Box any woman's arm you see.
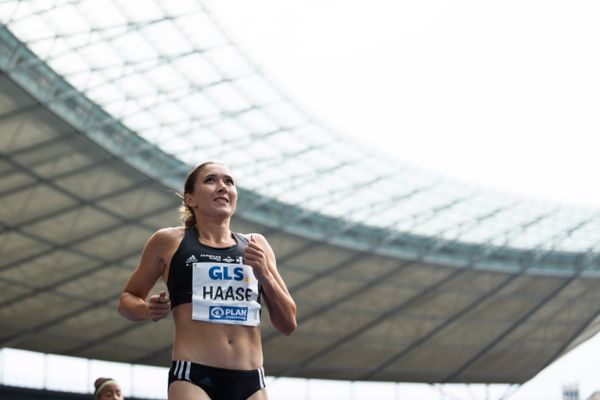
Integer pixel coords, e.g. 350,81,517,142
244,234,297,335
118,228,176,322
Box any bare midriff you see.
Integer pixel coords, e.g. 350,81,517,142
171,304,263,370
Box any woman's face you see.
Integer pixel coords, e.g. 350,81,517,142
186,163,238,219
99,383,123,400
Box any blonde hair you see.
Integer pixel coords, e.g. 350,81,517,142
179,161,218,228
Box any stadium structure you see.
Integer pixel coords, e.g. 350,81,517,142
1,1,600,397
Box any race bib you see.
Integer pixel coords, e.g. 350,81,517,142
191,262,261,326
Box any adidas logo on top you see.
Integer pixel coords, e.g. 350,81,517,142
185,254,198,264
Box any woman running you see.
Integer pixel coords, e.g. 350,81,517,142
118,161,297,400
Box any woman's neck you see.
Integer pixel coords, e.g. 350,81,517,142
194,219,234,246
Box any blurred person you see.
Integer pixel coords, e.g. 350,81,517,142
118,161,297,400
93,377,123,400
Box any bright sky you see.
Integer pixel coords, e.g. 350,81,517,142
206,0,600,209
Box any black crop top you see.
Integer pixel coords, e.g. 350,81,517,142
167,228,259,309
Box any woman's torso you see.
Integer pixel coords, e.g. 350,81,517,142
161,227,263,370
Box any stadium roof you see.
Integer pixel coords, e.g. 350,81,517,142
2,0,600,254
1,0,600,384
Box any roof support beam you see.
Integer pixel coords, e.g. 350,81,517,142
362,219,600,380
442,252,600,382
360,269,524,380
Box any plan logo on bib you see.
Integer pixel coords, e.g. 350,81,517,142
209,305,248,322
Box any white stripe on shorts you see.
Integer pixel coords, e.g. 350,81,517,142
178,361,189,380
258,367,266,389
184,361,191,381
177,361,183,379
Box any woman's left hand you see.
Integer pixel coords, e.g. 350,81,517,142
243,235,271,282
243,233,297,335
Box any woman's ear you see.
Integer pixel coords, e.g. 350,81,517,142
184,192,194,208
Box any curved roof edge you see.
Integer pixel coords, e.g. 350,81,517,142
2,26,598,278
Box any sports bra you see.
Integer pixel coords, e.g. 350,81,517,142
167,228,262,326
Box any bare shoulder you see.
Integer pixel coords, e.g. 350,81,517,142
149,226,186,247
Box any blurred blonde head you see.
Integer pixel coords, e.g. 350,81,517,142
93,377,123,400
